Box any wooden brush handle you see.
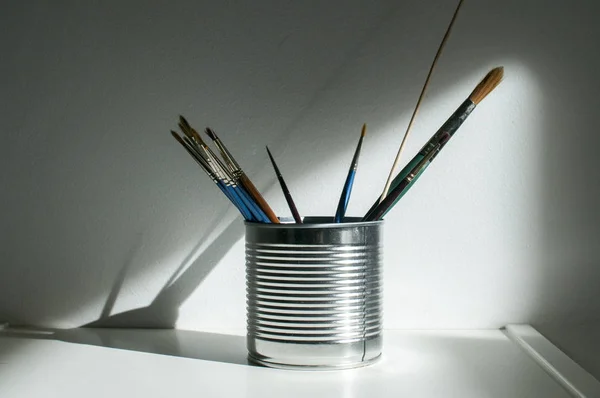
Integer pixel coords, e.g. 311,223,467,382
240,174,280,223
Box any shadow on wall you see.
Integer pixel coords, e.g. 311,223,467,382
1,0,600,330
86,218,244,328
0,0,404,328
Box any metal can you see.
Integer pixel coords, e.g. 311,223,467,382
245,217,383,370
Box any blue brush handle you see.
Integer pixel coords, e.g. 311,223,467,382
236,185,270,223
226,185,254,221
216,181,252,221
334,170,356,223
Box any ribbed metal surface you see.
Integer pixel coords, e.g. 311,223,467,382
245,217,383,369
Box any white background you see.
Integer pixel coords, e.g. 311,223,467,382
1,0,599,331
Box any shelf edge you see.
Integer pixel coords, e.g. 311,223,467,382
504,324,600,398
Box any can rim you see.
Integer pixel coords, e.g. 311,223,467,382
245,216,383,229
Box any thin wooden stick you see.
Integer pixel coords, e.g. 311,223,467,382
378,0,464,203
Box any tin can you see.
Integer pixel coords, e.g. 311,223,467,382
245,217,383,370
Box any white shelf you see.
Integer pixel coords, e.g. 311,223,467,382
0,325,598,398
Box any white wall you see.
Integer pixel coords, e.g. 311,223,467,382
1,0,599,331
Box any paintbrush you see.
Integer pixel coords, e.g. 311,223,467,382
173,131,255,221
201,143,265,222
214,160,270,223
378,0,465,204
177,120,268,222
266,146,302,223
334,124,367,223
363,144,440,221
178,119,269,222
177,120,257,221
170,130,253,220
204,126,280,223
363,66,504,220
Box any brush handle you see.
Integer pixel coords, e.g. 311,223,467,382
334,170,356,223
364,143,440,221
194,159,253,221
364,178,411,221
216,181,252,220
234,185,269,222
265,147,302,223
334,132,364,223
270,165,302,224
364,99,475,219
364,159,433,221
240,174,280,223
207,131,279,223
363,155,423,219
172,133,253,220
280,178,302,224
201,145,267,222
225,184,255,221
242,186,271,223
379,163,430,219
202,148,256,221
419,99,475,161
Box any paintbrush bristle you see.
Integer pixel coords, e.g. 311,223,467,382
171,130,185,144
178,122,193,138
179,115,192,130
469,67,504,105
190,128,205,146
178,120,206,147
361,123,367,138
205,127,217,141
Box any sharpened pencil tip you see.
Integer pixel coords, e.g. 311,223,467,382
361,124,367,137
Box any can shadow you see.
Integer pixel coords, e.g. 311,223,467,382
0,327,250,366
83,217,245,329
36,216,254,366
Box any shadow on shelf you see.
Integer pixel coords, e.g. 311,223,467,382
0,327,250,366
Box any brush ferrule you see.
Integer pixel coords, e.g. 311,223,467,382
418,141,439,159
231,169,244,181
350,138,364,170
214,139,242,173
403,146,435,184
201,144,237,185
180,137,216,177
194,157,218,181
178,139,225,185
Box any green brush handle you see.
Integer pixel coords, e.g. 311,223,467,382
380,162,430,219
362,155,423,219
